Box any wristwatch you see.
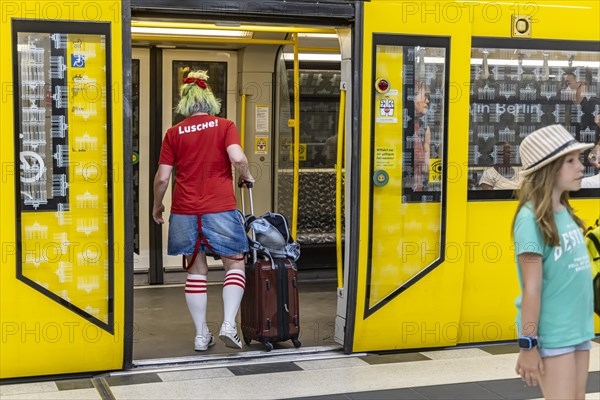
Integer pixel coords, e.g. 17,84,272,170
518,336,538,350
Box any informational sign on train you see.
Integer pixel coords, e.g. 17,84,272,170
255,135,268,154
288,143,306,161
429,158,442,182
376,91,399,123
375,146,396,168
255,104,269,133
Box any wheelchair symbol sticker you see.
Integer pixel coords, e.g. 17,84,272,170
71,54,85,68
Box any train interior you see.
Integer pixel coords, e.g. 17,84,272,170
129,17,349,362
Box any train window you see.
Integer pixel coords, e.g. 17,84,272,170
401,47,447,203
12,20,114,330
367,35,450,314
467,39,600,200
282,65,341,168
274,58,342,245
15,32,60,210
171,61,227,125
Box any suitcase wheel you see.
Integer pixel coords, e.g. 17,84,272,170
243,336,251,345
292,338,301,348
262,341,273,352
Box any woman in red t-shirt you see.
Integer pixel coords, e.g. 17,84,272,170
152,70,254,351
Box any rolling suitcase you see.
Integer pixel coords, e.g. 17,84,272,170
238,183,301,351
241,257,301,351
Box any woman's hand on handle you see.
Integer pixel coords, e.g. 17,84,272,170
238,175,255,188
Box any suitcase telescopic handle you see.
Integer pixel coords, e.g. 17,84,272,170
238,180,253,189
238,181,256,263
238,180,254,216
247,187,254,216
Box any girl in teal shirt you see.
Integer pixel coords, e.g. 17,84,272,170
512,124,595,399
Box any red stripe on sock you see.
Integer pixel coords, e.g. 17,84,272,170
225,272,245,280
186,279,207,283
225,274,245,282
224,277,246,286
185,290,207,294
224,279,245,287
224,281,245,289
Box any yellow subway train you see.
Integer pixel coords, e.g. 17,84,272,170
0,0,598,379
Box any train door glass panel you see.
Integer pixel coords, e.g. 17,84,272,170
368,36,448,312
161,50,237,268
13,22,114,330
287,66,341,168
467,40,600,199
274,57,293,218
132,48,150,272
274,58,342,245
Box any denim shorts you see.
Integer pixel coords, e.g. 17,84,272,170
538,340,592,358
168,210,249,257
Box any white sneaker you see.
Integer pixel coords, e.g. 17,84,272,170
194,334,215,351
219,323,242,349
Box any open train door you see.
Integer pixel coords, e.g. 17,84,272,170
340,0,473,352
0,0,132,378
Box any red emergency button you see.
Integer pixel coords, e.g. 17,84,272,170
375,78,390,93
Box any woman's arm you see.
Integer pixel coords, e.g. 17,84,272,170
424,125,431,154
227,144,255,183
519,252,542,337
515,252,544,387
479,168,496,190
152,164,173,224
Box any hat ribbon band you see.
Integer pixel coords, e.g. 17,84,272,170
524,139,578,171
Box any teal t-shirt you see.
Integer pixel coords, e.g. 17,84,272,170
514,204,594,349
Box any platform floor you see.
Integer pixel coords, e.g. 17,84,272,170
1,281,599,399
1,341,599,399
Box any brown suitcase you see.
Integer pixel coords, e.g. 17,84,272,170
240,257,301,351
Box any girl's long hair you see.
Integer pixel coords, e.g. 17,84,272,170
512,154,586,247
176,70,221,117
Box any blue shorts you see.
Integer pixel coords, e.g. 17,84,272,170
168,210,249,257
538,340,592,358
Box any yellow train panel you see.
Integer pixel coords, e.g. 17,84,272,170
0,0,126,378
354,0,473,351
461,201,600,345
355,0,600,352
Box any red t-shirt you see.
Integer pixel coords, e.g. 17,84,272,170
159,114,240,215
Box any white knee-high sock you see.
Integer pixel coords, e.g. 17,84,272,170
222,270,245,327
185,274,208,337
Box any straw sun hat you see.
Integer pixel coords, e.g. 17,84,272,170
519,124,594,177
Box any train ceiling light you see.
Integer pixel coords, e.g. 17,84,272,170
283,53,341,62
470,58,600,68
131,26,252,38
131,20,336,35
298,33,338,39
